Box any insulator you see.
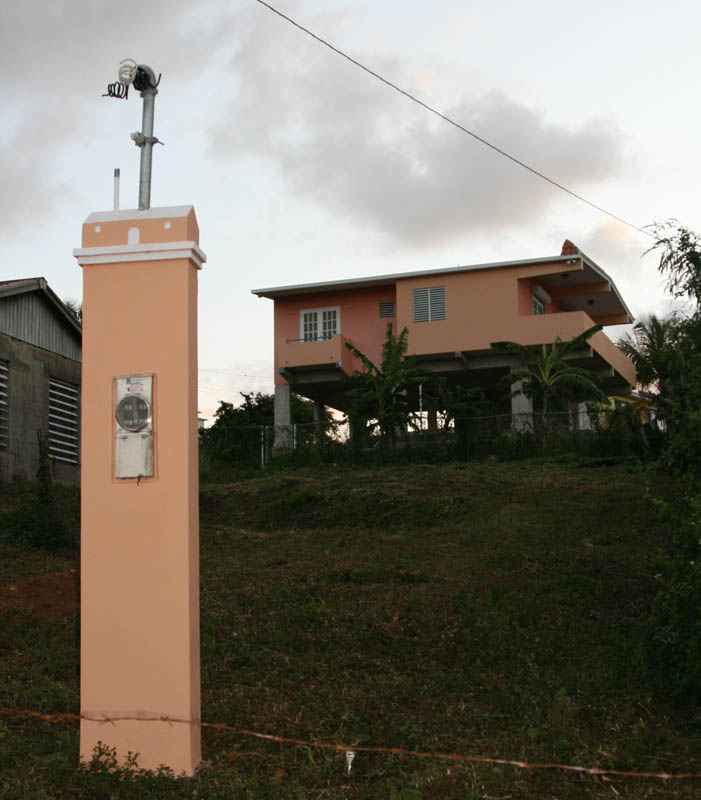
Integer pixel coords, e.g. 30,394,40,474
118,58,137,85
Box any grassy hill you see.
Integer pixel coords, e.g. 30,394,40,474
1,460,699,798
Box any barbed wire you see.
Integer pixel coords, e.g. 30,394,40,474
1,707,699,782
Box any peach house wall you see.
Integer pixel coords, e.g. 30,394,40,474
396,261,588,355
274,285,396,385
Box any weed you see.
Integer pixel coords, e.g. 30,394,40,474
1,462,700,798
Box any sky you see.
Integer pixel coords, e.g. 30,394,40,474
2,0,699,420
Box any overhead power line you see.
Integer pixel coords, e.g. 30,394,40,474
256,0,653,240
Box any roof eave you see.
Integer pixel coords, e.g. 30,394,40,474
0,278,82,338
579,252,634,324
252,253,581,299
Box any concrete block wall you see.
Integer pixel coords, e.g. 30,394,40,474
0,335,81,484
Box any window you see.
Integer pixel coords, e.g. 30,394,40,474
532,294,546,316
48,379,79,465
300,307,340,341
412,287,445,322
379,300,395,318
0,361,7,449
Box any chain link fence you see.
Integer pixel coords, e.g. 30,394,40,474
199,408,661,478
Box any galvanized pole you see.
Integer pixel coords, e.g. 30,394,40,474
138,86,157,210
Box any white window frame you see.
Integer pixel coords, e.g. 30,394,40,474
532,294,546,316
300,306,341,341
412,287,446,323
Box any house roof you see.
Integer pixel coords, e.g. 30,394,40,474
252,241,633,324
0,277,82,338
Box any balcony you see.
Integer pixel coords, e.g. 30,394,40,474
278,333,355,377
516,311,635,388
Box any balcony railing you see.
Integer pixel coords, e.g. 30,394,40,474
278,333,355,376
519,311,635,386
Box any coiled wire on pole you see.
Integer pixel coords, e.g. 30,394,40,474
102,82,129,99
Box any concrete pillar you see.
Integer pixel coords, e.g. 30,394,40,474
274,383,292,450
510,374,533,434
578,401,595,431
74,206,203,774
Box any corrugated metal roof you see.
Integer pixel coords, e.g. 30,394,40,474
0,278,81,361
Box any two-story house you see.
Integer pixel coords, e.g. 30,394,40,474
252,240,636,431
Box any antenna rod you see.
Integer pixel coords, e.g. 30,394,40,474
113,168,120,211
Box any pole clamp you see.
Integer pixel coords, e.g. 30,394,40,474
130,132,163,147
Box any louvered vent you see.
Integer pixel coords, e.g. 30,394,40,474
379,300,395,318
412,287,445,322
48,379,79,465
0,361,8,449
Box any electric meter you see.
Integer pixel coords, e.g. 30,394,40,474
114,375,154,479
116,394,151,432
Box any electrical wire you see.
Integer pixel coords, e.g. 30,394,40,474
199,369,271,379
255,0,654,239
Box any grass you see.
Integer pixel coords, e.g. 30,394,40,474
0,459,700,798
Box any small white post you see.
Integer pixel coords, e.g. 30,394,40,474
113,168,120,211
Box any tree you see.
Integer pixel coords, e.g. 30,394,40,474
63,298,82,323
201,392,327,465
344,323,427,449
617,313,685,405
491,325,607,422
642,221,701,700
642,221,701,470
649,220,701,305
430,381,490,432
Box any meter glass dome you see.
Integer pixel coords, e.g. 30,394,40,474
116,395,151,432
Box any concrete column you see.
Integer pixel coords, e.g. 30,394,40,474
74,206,203,775
274,383,292,450
510,374,533,434
578,401,595,431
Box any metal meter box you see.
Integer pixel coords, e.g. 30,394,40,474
114,375,154,479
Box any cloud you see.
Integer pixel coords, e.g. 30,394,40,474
0,0,233,231
0,0,629,246
578,220,647,272
575,220,676,321
210,7,627,246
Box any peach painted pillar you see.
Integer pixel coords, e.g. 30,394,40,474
74,206,205,774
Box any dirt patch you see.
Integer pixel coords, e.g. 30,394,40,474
0,571,78,621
